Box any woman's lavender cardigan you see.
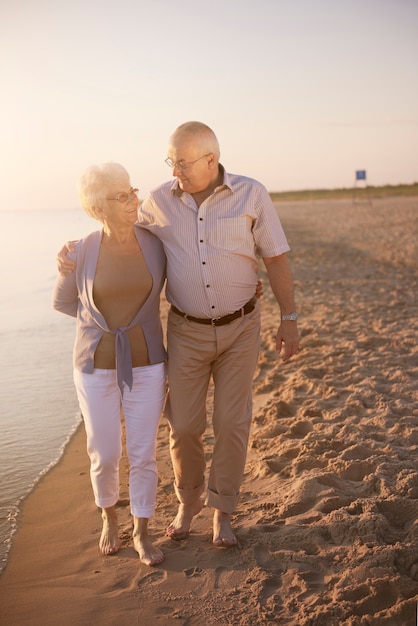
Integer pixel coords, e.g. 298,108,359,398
52,224,167,395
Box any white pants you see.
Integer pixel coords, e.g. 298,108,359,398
73,362,166,519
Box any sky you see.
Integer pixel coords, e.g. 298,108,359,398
1,0,417,211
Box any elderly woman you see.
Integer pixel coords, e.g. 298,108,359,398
52,163,166,566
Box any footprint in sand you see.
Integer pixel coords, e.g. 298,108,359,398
375,498,418,537
136,569,167,589
289,419,314,438
253,542,284,572
338,460,375,482
183,566,203,578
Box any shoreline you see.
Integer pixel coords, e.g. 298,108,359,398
0,412,82,577
1,197,418,626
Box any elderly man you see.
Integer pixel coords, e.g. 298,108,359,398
138,122,299,546
57,121,299,547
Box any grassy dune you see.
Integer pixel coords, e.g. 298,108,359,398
270,182,418,202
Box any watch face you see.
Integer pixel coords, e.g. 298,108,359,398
283,312,297,321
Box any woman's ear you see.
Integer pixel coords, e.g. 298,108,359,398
93,205,107,223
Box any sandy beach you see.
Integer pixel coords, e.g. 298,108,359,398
1,197,417,626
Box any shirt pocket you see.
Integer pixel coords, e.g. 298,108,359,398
213,216,253,252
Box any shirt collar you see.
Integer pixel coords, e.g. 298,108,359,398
171,164,232,197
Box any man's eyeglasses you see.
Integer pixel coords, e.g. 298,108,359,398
164,154,210,172
106,188,139,203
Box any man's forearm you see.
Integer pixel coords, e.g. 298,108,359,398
262,253,297,315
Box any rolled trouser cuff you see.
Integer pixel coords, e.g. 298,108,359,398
205,489,240,514
174,480,205,505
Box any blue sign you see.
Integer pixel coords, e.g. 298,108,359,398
356,170,366,180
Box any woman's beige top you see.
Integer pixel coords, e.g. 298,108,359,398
93,245,153,369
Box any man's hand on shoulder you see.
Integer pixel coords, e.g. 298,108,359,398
57,241,76,276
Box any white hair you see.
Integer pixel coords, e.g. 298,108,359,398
77,162,130,221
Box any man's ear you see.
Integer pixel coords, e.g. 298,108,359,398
207,153,216,168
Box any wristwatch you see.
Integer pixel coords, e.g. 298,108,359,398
281,312,298,321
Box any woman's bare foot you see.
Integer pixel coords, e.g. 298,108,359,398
166,500,203,540
212,510,237,547
99,507,122,555
133,517,164,566
133,535,164,566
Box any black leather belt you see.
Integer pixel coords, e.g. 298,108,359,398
171,297,257,327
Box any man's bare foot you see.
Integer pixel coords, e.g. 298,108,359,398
212,510,237,547
166,500,203,540
99,508,122,555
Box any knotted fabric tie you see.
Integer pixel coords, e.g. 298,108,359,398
114,327,133,396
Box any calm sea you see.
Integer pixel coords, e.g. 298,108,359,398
0,209,99,574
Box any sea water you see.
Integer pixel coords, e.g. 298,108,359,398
0,208,98,573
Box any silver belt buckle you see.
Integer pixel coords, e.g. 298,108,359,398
211,316,222,326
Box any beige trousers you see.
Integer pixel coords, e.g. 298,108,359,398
165,304,261,514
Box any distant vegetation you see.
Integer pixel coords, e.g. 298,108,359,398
270,182,418,202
